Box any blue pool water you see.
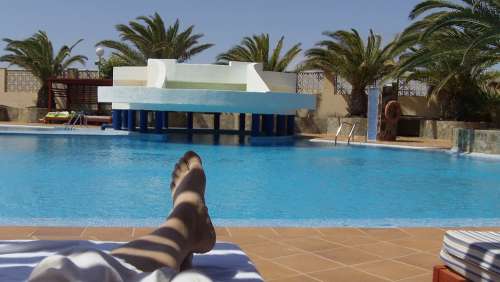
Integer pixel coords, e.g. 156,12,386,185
0,134,499,227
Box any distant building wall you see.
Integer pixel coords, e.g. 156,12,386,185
398,96,440,119
315,74,349,118
295,71,444,134
0,69,38,108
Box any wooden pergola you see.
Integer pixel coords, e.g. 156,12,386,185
47,78,112,113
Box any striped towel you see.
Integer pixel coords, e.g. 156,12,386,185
441,231,500,282
0,240,263,282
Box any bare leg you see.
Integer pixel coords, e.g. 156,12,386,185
111,151,216,272
170,151,204,270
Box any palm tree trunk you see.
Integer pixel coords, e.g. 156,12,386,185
348,87,368,117
36,84,50,109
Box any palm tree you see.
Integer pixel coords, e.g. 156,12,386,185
96,13,213,66
406,0,500,64
216,33,301,72
304,29,401,116
395,0,500,121
0,31,87,108
396,28,499,120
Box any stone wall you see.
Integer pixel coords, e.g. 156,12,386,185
453,128,500,155
420,120,492,140
0,106,47,122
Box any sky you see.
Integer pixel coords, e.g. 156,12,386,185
0,0,422,69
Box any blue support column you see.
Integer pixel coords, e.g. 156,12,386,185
112,110,122,130
238,113,246,144
251,114,260,137
213,113,220,134
122,110,129,129
154,111,164,133
139,110,148,133
127,110,136,131
262,114,274,136
187,112,194,136
367,86,380,142
213,113,220,144
286,115,295,135
276,115,286,136
163,111,169,129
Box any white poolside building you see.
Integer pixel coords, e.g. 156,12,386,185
98,59,316,141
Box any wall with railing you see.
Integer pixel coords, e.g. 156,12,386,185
1,67,439,121
0,69,38,108
296,71,439,119
0,68,99,108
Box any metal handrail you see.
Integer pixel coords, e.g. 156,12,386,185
334,122,357,146
347,123,357,145
64,112,85,130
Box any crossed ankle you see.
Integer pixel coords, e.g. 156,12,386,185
173,192,205,208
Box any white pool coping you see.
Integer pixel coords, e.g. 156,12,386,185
310,138,445,151
0,124,58,130
310,138,500,160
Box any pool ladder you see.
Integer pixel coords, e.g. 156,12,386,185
64,112,85,130
334,122,357,146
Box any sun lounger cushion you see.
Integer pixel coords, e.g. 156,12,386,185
441,231,500,282
45,111,75,118
0,240,263,282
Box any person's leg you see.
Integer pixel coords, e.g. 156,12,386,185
111,151,216,272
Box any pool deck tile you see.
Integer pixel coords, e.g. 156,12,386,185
2,226,500,281
271,227,322,238
359,228,412,240
81,227,134,241
32,227,85,237
394,253,443,271
268,274,320,282
315,227,367,237
272,253,342,273
399,228,447,240
388,238,443,253
398,273,434,282
279,237,344,252
241,241,303,259
309,267,391,282
356,242,418,259
353,260,428,281
314,246,383,265
250,258,301,280
227,227,278,237
0,226,37,239
321,234,381,246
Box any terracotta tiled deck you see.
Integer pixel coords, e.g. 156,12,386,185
2,226,499,281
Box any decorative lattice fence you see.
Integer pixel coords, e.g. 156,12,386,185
296,71,324,94
5,69,99,92
297,71,428,97
396,79,428,96
6,70,41,92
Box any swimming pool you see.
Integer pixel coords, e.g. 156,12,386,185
0,134,499,227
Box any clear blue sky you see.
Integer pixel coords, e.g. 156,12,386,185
0,0,422,69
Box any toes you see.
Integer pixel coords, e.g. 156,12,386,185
184,151,201,163
183,151,202,169
170,151,203,192
178,160,189,174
